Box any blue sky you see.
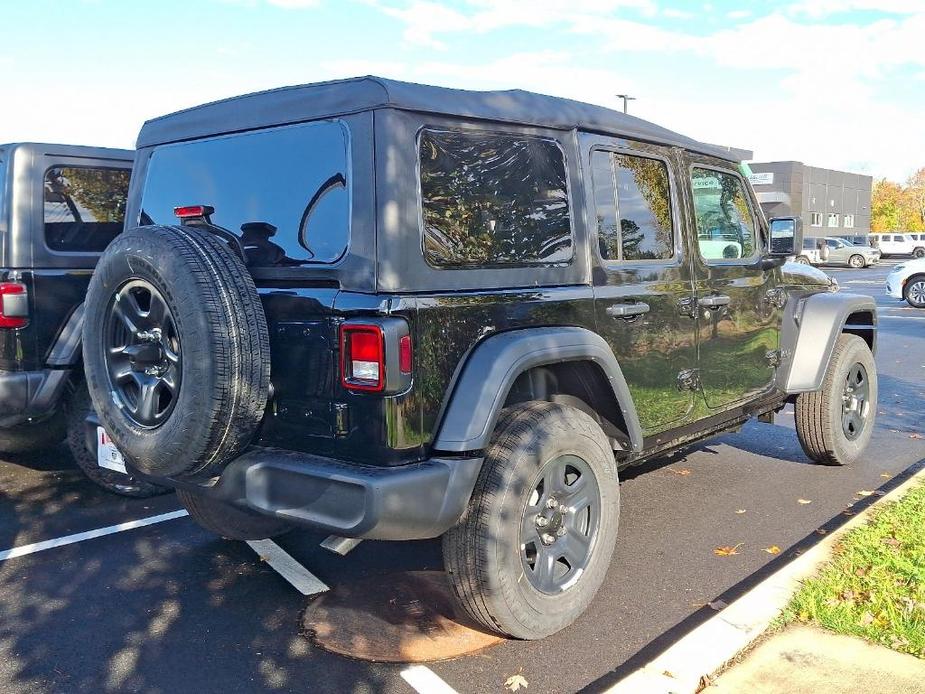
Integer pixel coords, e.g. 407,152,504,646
1,0,923,180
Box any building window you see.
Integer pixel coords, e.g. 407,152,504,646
844,214,855,229
827,213,840,228
810,212,823,227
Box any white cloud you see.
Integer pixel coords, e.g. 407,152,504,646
788,0,925,17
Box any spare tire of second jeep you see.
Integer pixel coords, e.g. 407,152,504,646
82,225,270,479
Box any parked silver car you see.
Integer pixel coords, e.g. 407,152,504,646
796,236,880,268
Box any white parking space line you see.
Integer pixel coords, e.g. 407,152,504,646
400,665,459,694
246,539,329,595
0,509,189,562
879,315,925,321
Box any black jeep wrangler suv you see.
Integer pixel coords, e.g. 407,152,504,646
81,77,877,639
0,142,164,497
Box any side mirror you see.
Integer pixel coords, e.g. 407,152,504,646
768,216,803,257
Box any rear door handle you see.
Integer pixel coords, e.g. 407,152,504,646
606,302,650,318
698,295,730,308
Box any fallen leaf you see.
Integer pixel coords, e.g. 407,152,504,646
910,433,923,439
505,675,528,692
708,600,728,611
815,529,828,535
735,509,747,514
882,537,901,548
763,545,781,555
662,671,676,679
859,612,875,626
857,490,875,497
881,473,892,479
714,544,743,557
798,499,812,505
855,567,868,577
668,468,692,476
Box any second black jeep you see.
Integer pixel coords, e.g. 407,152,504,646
0,142,165,497
82,78,877,638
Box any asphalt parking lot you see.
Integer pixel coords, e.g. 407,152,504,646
1,260,922,694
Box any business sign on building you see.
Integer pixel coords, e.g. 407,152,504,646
748,172,774,185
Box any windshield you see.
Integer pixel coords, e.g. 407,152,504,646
140,120,350,266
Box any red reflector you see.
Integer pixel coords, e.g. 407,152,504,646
399,334,412,374
0,282,28,329
173,205,214,219
341,324,385,392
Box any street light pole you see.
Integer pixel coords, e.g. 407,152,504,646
615,94,636,114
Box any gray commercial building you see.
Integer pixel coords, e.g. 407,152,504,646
747,161,872,237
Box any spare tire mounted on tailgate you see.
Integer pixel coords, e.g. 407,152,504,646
83,225,270,479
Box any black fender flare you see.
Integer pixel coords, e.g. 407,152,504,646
46,303,85,368
778,292,877,393
432,327,643,453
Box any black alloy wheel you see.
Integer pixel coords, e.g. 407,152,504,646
103,279,182,428
521,454,601,594
841,362,870,441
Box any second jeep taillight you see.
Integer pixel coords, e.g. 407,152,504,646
340,318,412,394
0,282,29,329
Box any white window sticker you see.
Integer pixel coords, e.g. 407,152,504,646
97,427,127,474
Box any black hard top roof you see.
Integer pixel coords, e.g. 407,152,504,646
136,76,740,162
0,142,133,161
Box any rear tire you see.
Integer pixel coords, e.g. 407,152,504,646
442,401,619,639
903,275,925,308
795,334,876,466
66,383,168,498
82,225,270,479
913,247,925,259
177,488,292,541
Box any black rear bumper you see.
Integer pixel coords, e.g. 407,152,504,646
172,447,483,541
0,368,69,427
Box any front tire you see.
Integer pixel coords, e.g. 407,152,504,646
904,275,925,308
795,255,811,265
848,254,865,269
913,247,925,259
177,488,292,541
442,401,619,639
795,334,876,466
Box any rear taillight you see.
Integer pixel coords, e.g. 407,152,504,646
340,318,412,394
0,282,28,329
341,324,385,392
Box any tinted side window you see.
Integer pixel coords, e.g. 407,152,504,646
419,129,572,268
44,167,130,252
141,120,349,266
591,151,673,261
691,168,756,261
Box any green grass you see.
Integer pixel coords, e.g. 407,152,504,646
779,482,925,658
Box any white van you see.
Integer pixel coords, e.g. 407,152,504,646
868,233,925,258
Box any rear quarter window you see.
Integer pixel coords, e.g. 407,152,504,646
44,166,130,253
419,128,572,268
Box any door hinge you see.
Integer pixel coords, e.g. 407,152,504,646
677,368,701,392
763,288,787,310
677,296,698,318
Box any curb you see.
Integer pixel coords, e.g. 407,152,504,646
604,465,925,694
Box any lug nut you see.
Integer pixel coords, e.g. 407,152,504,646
546,498,559,509
541,533,555,545
556,527,567,537
535,515,549,528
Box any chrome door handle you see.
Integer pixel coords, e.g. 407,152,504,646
698,295,730,308
606,302,650,318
